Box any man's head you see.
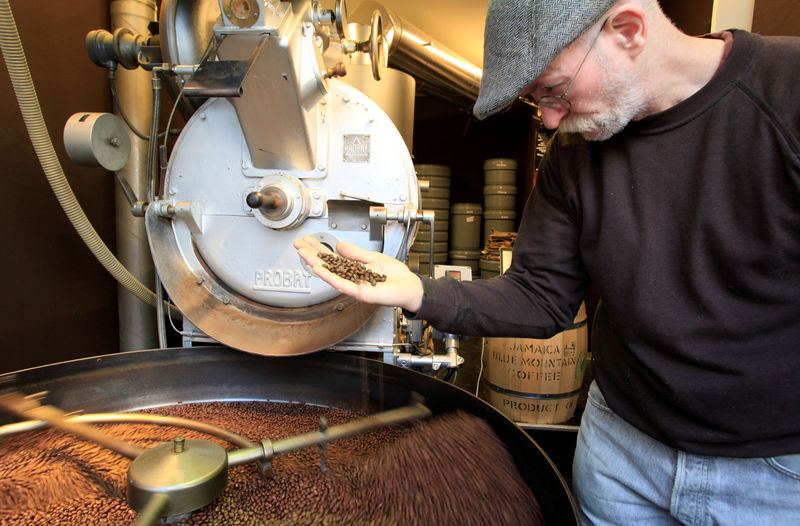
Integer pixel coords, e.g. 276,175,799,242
474,0,619,119
475,0,658,140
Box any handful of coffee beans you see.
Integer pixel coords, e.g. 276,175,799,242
318,252,387,286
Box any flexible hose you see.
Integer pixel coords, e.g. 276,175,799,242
0,0,173,315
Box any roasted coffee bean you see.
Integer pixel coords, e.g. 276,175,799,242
317,252,387,286
0,402,543,526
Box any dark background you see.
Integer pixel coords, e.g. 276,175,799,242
1,1,797,373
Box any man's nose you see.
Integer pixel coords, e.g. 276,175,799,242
540,106,570,130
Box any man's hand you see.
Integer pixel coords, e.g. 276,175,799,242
294,236,424,313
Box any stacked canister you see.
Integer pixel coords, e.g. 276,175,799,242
449,203,482,274
411,164,451,273
481,158,518,278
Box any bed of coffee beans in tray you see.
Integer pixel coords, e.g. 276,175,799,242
318,251,387,286
0,402,544,525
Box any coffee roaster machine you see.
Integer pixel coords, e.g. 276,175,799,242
0,0,579,524
76,0,463,364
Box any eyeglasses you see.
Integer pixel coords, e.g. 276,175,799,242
522,18,608,113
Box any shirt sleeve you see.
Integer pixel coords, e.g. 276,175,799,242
410,133,590,337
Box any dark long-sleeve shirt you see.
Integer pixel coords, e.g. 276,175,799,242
415,30,800,457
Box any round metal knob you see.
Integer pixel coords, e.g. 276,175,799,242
246,191,279,210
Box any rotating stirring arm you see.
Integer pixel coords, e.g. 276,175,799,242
0,390,145,459
226,401,432,467
0,387,432,526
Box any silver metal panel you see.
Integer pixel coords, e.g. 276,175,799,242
146,206,379,356
215,4,323,171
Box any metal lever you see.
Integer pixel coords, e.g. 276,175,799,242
227,402,432,468
0,390,144,459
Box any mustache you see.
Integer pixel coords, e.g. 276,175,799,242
558,114,618,141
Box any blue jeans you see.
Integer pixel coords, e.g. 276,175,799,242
573,381,800,525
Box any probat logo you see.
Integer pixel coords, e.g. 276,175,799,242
253,269,313,293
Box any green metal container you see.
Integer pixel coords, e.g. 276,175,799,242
484,158,518,186
449,249,481,273
411,240,449,254
483,158,518,171
419,175,451,188
421,186,450,199
414,229,449,242
421,197,451,210
412,251,448,264
483,209,517,244
416,164,451,191
419,219,449,234
450,203,483,250
484,185,517,210
479,255,502,279
485,170,517,185
415,163,451,176
425,208,449,222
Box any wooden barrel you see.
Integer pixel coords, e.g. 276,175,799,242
480,303,588,424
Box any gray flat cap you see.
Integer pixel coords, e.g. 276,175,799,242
474,0,617,119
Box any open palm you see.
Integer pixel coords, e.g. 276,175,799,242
294,236,424,312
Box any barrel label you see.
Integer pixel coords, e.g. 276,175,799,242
485,333,588,392
502,397,576,414
491,342,579,371
254,269,313,293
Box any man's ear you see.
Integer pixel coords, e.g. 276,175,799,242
606,5,647,57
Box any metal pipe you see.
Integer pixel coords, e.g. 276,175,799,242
351,3,482,106
111,0,158,352
388,17,481,101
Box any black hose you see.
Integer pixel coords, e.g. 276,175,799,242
109,70,180,142
146,74,161,202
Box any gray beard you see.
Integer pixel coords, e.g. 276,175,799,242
559,57,648,141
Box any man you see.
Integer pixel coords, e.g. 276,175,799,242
297,0,800,523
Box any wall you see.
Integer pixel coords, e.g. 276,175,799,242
0,2,118,372
753,0,800,36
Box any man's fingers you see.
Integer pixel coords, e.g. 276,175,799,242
335,241,373,263
293,236,331,254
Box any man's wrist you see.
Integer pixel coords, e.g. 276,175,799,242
402,274,425,313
